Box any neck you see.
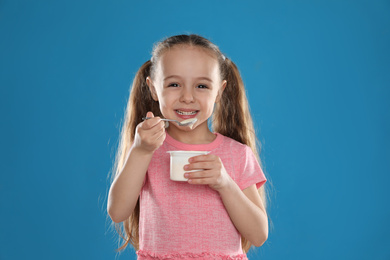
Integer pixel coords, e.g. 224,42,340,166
166,123,216,144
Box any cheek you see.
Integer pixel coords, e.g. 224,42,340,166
159,91,174,104
153,84,168,102
157,91,177,111
209,91,220,104
202,96,218,113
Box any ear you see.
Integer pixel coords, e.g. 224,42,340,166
215,80,227,103
146,76,158,101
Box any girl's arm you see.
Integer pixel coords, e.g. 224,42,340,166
107,112,165,223
184,155,268,247
218,182,268,247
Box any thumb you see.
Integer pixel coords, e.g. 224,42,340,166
146,111,154,118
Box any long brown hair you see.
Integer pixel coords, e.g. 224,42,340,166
110,34,268,253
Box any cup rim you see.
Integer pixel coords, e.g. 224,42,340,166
167,150,209,155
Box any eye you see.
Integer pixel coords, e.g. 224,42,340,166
197,84,208,89
168,83,179,87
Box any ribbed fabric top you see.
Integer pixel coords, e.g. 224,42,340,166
137,132,266,259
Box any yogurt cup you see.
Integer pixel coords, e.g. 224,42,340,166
167,151,209,181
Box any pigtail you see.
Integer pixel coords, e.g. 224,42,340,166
110,60,160,251
213,58,259,165
213,59,256,150
213,58,267,253
126,60,162,144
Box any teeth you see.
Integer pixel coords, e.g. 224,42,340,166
176,110,197,115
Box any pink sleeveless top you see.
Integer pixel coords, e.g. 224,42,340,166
137,132,267,259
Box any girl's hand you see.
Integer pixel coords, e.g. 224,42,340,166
133,111,166,154
184,154,232,192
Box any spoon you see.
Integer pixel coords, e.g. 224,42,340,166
142,117,198,126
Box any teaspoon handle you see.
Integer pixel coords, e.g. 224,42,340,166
142,117,175,122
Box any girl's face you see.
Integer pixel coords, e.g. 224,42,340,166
147,45,226,133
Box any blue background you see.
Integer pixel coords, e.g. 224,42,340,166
0,1,389,259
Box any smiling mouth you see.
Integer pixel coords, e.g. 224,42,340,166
176,110,198,115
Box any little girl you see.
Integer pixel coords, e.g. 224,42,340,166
107,34,268,259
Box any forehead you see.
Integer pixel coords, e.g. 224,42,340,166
156,45,220,80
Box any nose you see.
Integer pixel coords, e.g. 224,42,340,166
179,87,195,103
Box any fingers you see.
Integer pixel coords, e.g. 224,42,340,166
188,154,217,163
134,112,166,153
186,154,220,171
146,111,154,118
151,124,166,143
185,169,224,188
184,154,223,179
183,154,231,190
141,113,164,130
184,161,216,171
184,170,215,179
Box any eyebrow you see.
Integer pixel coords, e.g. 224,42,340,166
163,75,213,82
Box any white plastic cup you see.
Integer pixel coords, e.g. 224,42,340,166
167,151,209,181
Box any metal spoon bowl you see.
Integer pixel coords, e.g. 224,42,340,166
142,117,197,126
